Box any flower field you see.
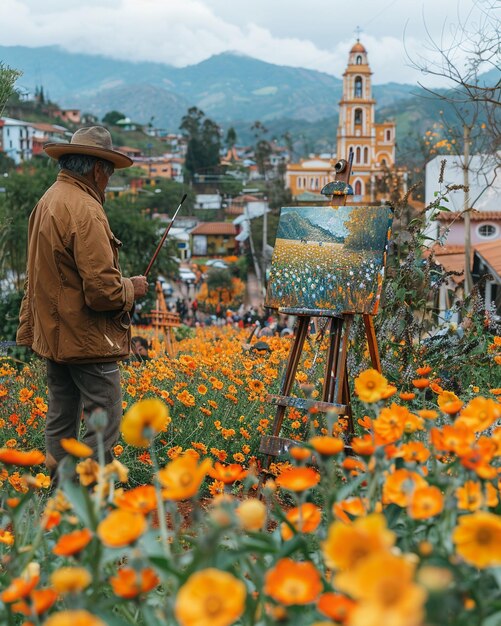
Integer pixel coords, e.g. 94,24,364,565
1,327,501,625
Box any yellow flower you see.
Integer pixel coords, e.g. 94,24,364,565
97,509,146,548
157,455,212,501
175,568,246,626
121,398,171,447
264,558,322,606
456,397,501,432
453,511,501,568
354,369,388,403
43,611,106,626
61,438,93,458
236,499,267,531
322,514,395,571
335,552,426,626
50,567,92,593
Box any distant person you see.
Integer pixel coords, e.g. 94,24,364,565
131,336,150,361
16,126,149,481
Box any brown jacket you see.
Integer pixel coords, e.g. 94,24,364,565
17,170,134,363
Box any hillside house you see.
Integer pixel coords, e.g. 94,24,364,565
425,154,501,319
0,117,35,164
31,123,70,155
190,222,239,257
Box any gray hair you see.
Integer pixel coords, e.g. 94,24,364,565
58,153,114,177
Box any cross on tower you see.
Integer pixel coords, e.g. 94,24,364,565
355,25,362,41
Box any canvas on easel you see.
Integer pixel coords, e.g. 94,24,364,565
265,204,393,316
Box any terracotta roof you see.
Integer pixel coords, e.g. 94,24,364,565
32,122,67,133
191,222,237,235
428,245,469,283
231,194,261,204
435,210,501,222
475,241,501,279
225,205,244,216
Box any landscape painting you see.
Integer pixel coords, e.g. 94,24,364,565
265,205,393,315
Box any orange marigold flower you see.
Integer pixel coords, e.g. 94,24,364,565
456,397,501,433
0,529,14,546
382,469,428,507
97,509,146,548
317,592,355,623
395,442,430,463
44,610,106,626
412,378,430,389
60,438,93,458
121,398,171,447
323,513,395,571
115,485,157,514
332,497,368,524
351,434,375,456
453,511,501,568
438,391,464,415
399,391,416,401
209,479,225,496
12,588,57,616
354,369,388,403
53,528,93,556
209,462,247,484
158,455,212,500
197,384,208,395
418,409,438,420
275,467,320,492
0,449,45,466
456,481,483,511
113,444,124,457
175,568,246,626
309,436,344,456
264,558,322,606
408,485,444,519
416,365,432,376
50,567,92,593
110,567,159,599
281,503,322,540
248,379,265,393
372,403,409,444
1,576,39,603
289,445,311,462
342,457,367,475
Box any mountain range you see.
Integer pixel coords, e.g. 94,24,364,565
1,45,494,162
1,45,415,129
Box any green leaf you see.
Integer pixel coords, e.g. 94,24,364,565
336,474,366,501
481,610,501,626
61,480,97,530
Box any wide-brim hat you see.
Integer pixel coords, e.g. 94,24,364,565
44,126,133,169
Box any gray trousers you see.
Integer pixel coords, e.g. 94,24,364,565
45,360,122,474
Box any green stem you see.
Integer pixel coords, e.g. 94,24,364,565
150,442,171,558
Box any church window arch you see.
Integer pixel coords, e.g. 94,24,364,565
356,55,362,65
297,177,302,189
354,108,363,126
355,146,361,163
386,129,391,141
354,179,363,196
354,76,363,98
364,147,369,163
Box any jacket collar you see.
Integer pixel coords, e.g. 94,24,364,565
57,170,105,205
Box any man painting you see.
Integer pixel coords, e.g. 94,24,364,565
16,126,149,480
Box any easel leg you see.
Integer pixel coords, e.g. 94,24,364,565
322,317,343,403
263,316,310,469
362,314,381,372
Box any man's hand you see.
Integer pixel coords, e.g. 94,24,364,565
131,275,149,300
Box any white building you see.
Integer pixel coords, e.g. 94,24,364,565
0,117,35,164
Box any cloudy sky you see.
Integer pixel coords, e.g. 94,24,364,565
0,0,497,85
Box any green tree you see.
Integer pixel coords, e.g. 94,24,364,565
225,127,237,150
102,110,126,125
0,62,22,117
0,160,58,290
180,107,221,182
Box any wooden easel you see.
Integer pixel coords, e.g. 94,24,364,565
150,282,181,357
260,153,383,465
